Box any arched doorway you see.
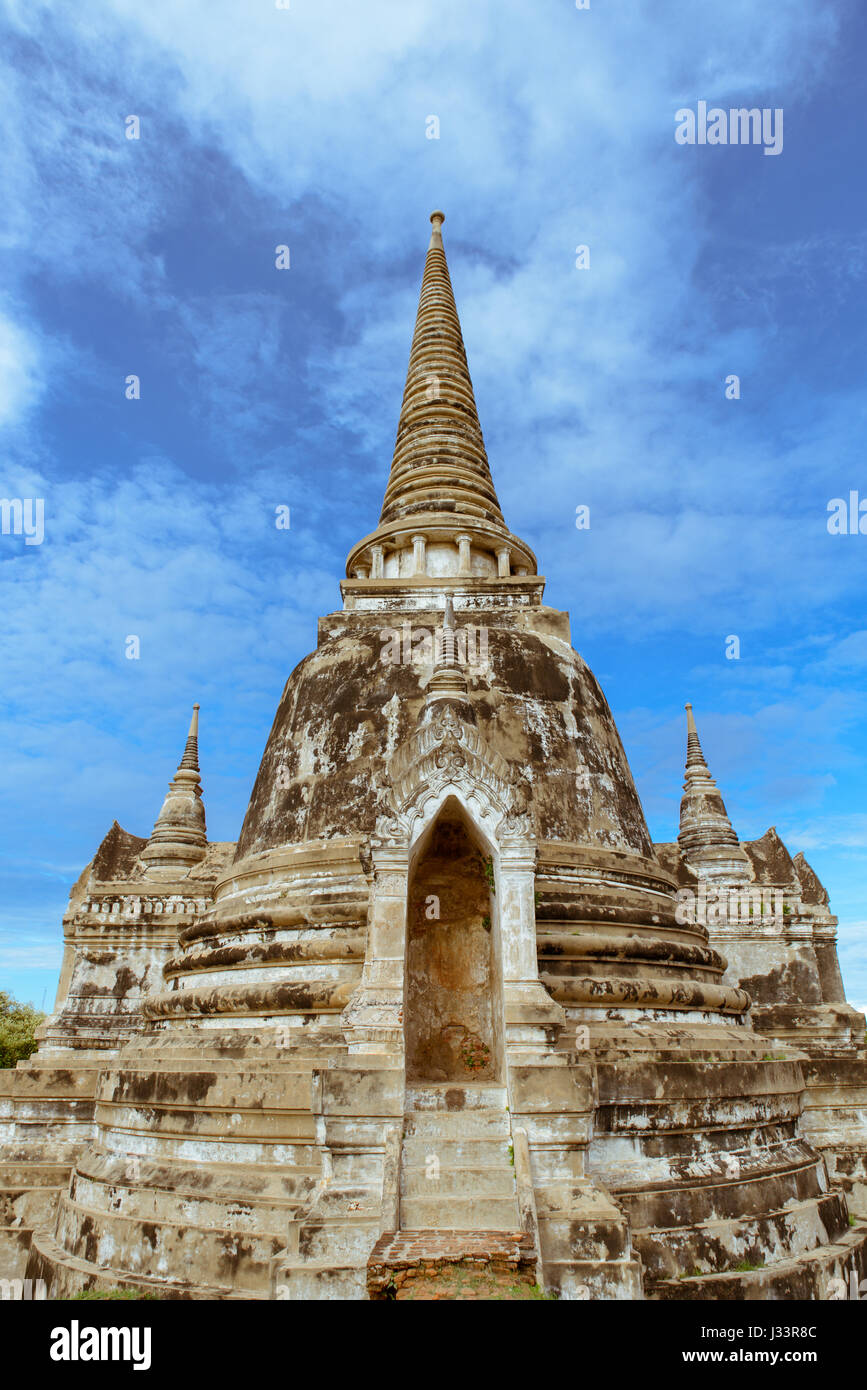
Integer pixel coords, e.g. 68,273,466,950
405,801,501,1083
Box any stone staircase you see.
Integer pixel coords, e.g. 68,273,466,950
400,1083,520,1231
363,1082,535,1298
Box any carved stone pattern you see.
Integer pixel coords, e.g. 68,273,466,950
372,701,532,850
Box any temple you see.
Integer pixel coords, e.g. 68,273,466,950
1,213,865,1300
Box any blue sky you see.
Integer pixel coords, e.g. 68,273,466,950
1,0,865,1013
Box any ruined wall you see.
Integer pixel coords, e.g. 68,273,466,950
655,827,865,1046
39,821,234,1053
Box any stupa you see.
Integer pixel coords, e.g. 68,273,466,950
2,212,866,1300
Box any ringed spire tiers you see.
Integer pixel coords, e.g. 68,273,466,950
345,211,537,586
678,703,750,882
140,704,207,874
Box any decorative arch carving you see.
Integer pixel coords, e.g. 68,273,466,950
373,703,533,853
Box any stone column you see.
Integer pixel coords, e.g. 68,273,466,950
497,546,511,578
496,839,588,1211
497,842,564,1058
456,533,472,575
342,844,408,1055
411,534,427,575
370,544,384,579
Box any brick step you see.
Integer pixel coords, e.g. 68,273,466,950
367,1228,534,1299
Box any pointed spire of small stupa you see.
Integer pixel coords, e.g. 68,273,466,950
424,593,469,708
678,704,749,879
179,703,200,772
140,704,208,874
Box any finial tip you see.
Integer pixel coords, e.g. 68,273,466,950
430,210,445,226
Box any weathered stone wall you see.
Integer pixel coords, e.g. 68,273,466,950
236,599,653,862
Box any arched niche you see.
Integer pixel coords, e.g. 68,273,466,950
404,796,504,1083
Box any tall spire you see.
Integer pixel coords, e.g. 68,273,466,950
379,210,505,530
140,704,207,874
678,704,749,881
345,212,536,584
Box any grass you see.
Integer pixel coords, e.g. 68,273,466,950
399,1265,553,1301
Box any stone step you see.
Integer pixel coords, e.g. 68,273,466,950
613,1148,826,1229
539,1257,645,1301
0,1163,71,1187
272,1259,369,1300
294,1216,383,1264
399,1194,520,1230
27,1227,254,1301
405,1084,508,1112
402,1136,512,1167
54,1196,281,1291
635,1192,849,1283
650,1224,867,1301
0,1225,36,1281
400,1165,516,1197
74,1152,322,1209
403,1110,511,1140
68,1168,315,1231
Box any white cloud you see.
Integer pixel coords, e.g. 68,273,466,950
0,309,42,426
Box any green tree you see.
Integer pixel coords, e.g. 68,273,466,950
0,990,45,1068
